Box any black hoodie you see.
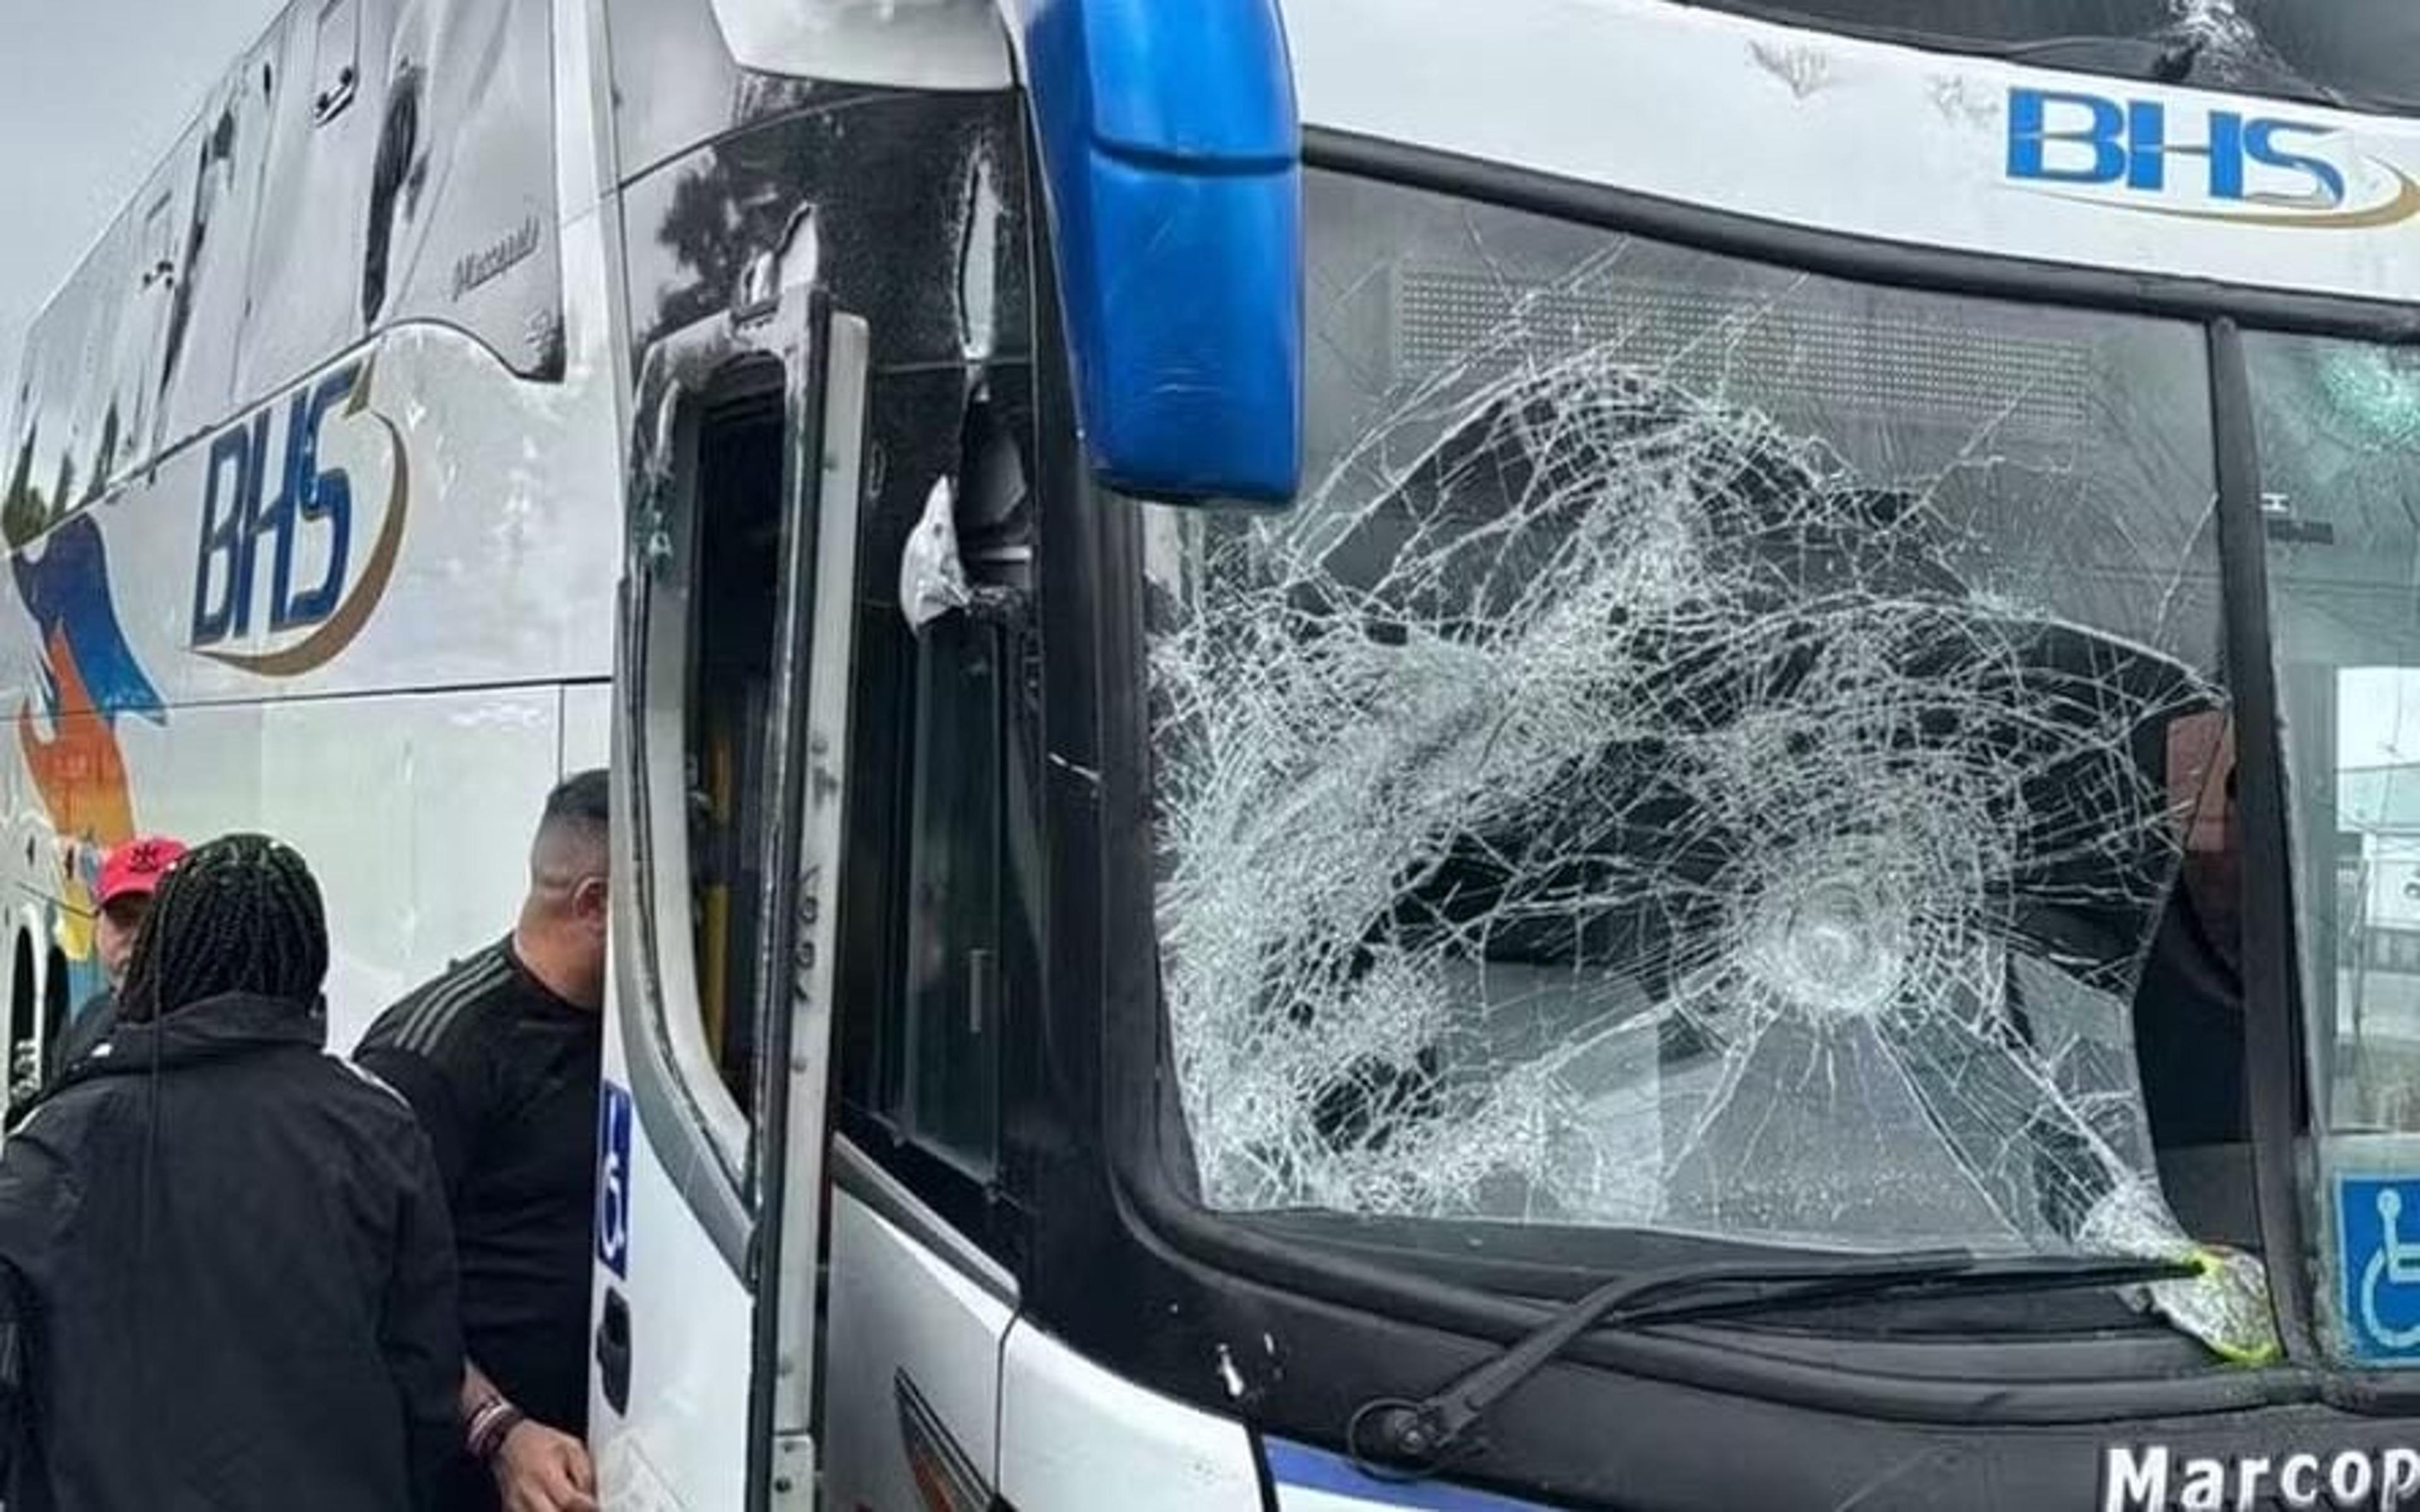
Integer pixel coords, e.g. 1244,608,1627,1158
0,991,461,1511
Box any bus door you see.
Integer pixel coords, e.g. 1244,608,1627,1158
596,257,871,1511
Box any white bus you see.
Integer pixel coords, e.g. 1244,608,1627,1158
0,0,613,1082
15,0,2420,1508
592,1,2420,1508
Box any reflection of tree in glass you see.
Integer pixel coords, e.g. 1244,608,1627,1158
3,432,46,549
81,405,118,507
162,104,239,400
652,163,754,337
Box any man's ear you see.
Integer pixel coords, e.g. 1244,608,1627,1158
575,874,611,931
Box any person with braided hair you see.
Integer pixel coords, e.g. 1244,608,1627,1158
0,832,461,1511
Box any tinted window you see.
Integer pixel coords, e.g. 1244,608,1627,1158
158,36,282,451
899,614,1007,1179
837,377,1040,1195
243,0,562,398
6,0,563,548
3,230,133,545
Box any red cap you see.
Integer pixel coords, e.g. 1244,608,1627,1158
96,836,187,908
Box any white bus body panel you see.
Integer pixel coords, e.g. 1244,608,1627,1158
562,679,612,775
593,994,754,1512
1286,0,2420,306
822,1171,1015,1512
998,1323,1265,1511
123,685,567,1046
0,309,616,1032
0,323,613,715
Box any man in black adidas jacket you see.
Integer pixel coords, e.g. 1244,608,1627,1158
0,834,461,1512
359,770,607,1512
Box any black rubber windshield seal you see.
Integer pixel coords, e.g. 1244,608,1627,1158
1092,132,2405,1428
2209,316,2317,1362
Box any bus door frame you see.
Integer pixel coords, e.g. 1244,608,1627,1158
611,265,871,1509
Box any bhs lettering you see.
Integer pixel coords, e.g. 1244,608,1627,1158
2009,86,2348,207
191,364,362,648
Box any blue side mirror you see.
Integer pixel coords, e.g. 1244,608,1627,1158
1021,0,1303,505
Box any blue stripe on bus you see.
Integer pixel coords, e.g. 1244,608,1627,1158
1263,1439,1549,1509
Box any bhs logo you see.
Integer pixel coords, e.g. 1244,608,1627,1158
189,357,410,676
2005,86,2420,228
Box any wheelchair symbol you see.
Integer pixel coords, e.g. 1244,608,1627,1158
597,1082,632,1278
2361,1188,2420,1352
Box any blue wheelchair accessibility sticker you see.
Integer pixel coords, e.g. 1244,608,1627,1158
2339,1175,2420,1362
597,1080,633,1279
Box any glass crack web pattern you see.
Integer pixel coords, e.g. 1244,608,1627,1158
1146,223,2233,1261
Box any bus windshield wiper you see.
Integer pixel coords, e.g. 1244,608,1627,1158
1347,1250,2203,1478
1985,30,2364,111
1990,33,2205,84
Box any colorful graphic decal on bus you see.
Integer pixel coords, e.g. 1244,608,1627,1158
189,355,410,677
2007,87,2420,229
11,512,163,961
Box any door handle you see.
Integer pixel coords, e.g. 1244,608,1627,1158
596,1286,631,1418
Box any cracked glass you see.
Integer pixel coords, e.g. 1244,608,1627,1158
2257,333,2420,1140
2254,331,2420,1360
1144,169,2239,1263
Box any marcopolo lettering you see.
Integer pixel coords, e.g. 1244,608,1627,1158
451,216,541,302
2106,1444,2420,1511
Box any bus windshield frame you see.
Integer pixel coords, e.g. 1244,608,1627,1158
1110,142,2420,1375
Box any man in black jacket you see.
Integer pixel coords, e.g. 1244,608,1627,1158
0,833,461,1511
43,833,187,1089
359,771,606,1512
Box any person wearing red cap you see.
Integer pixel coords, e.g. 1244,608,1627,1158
47,835,187,1084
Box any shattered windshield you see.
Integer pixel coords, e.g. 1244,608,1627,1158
1144,169,2239,1259
1681,0,2420,112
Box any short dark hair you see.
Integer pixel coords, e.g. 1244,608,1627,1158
117,833,328,1022
534,764,609,885
541,768,609,838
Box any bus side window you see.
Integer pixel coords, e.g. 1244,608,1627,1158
838,576,1010,1188
898,612,1006,1180
686,391,789,1108
838,384,1037,1209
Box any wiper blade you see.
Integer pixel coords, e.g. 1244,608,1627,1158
1347,1251,2202,1478
1622,1251,2201,1328
1990,32,2205,84
1988,30,2365,112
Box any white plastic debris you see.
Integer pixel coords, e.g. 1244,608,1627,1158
899,476,972,633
